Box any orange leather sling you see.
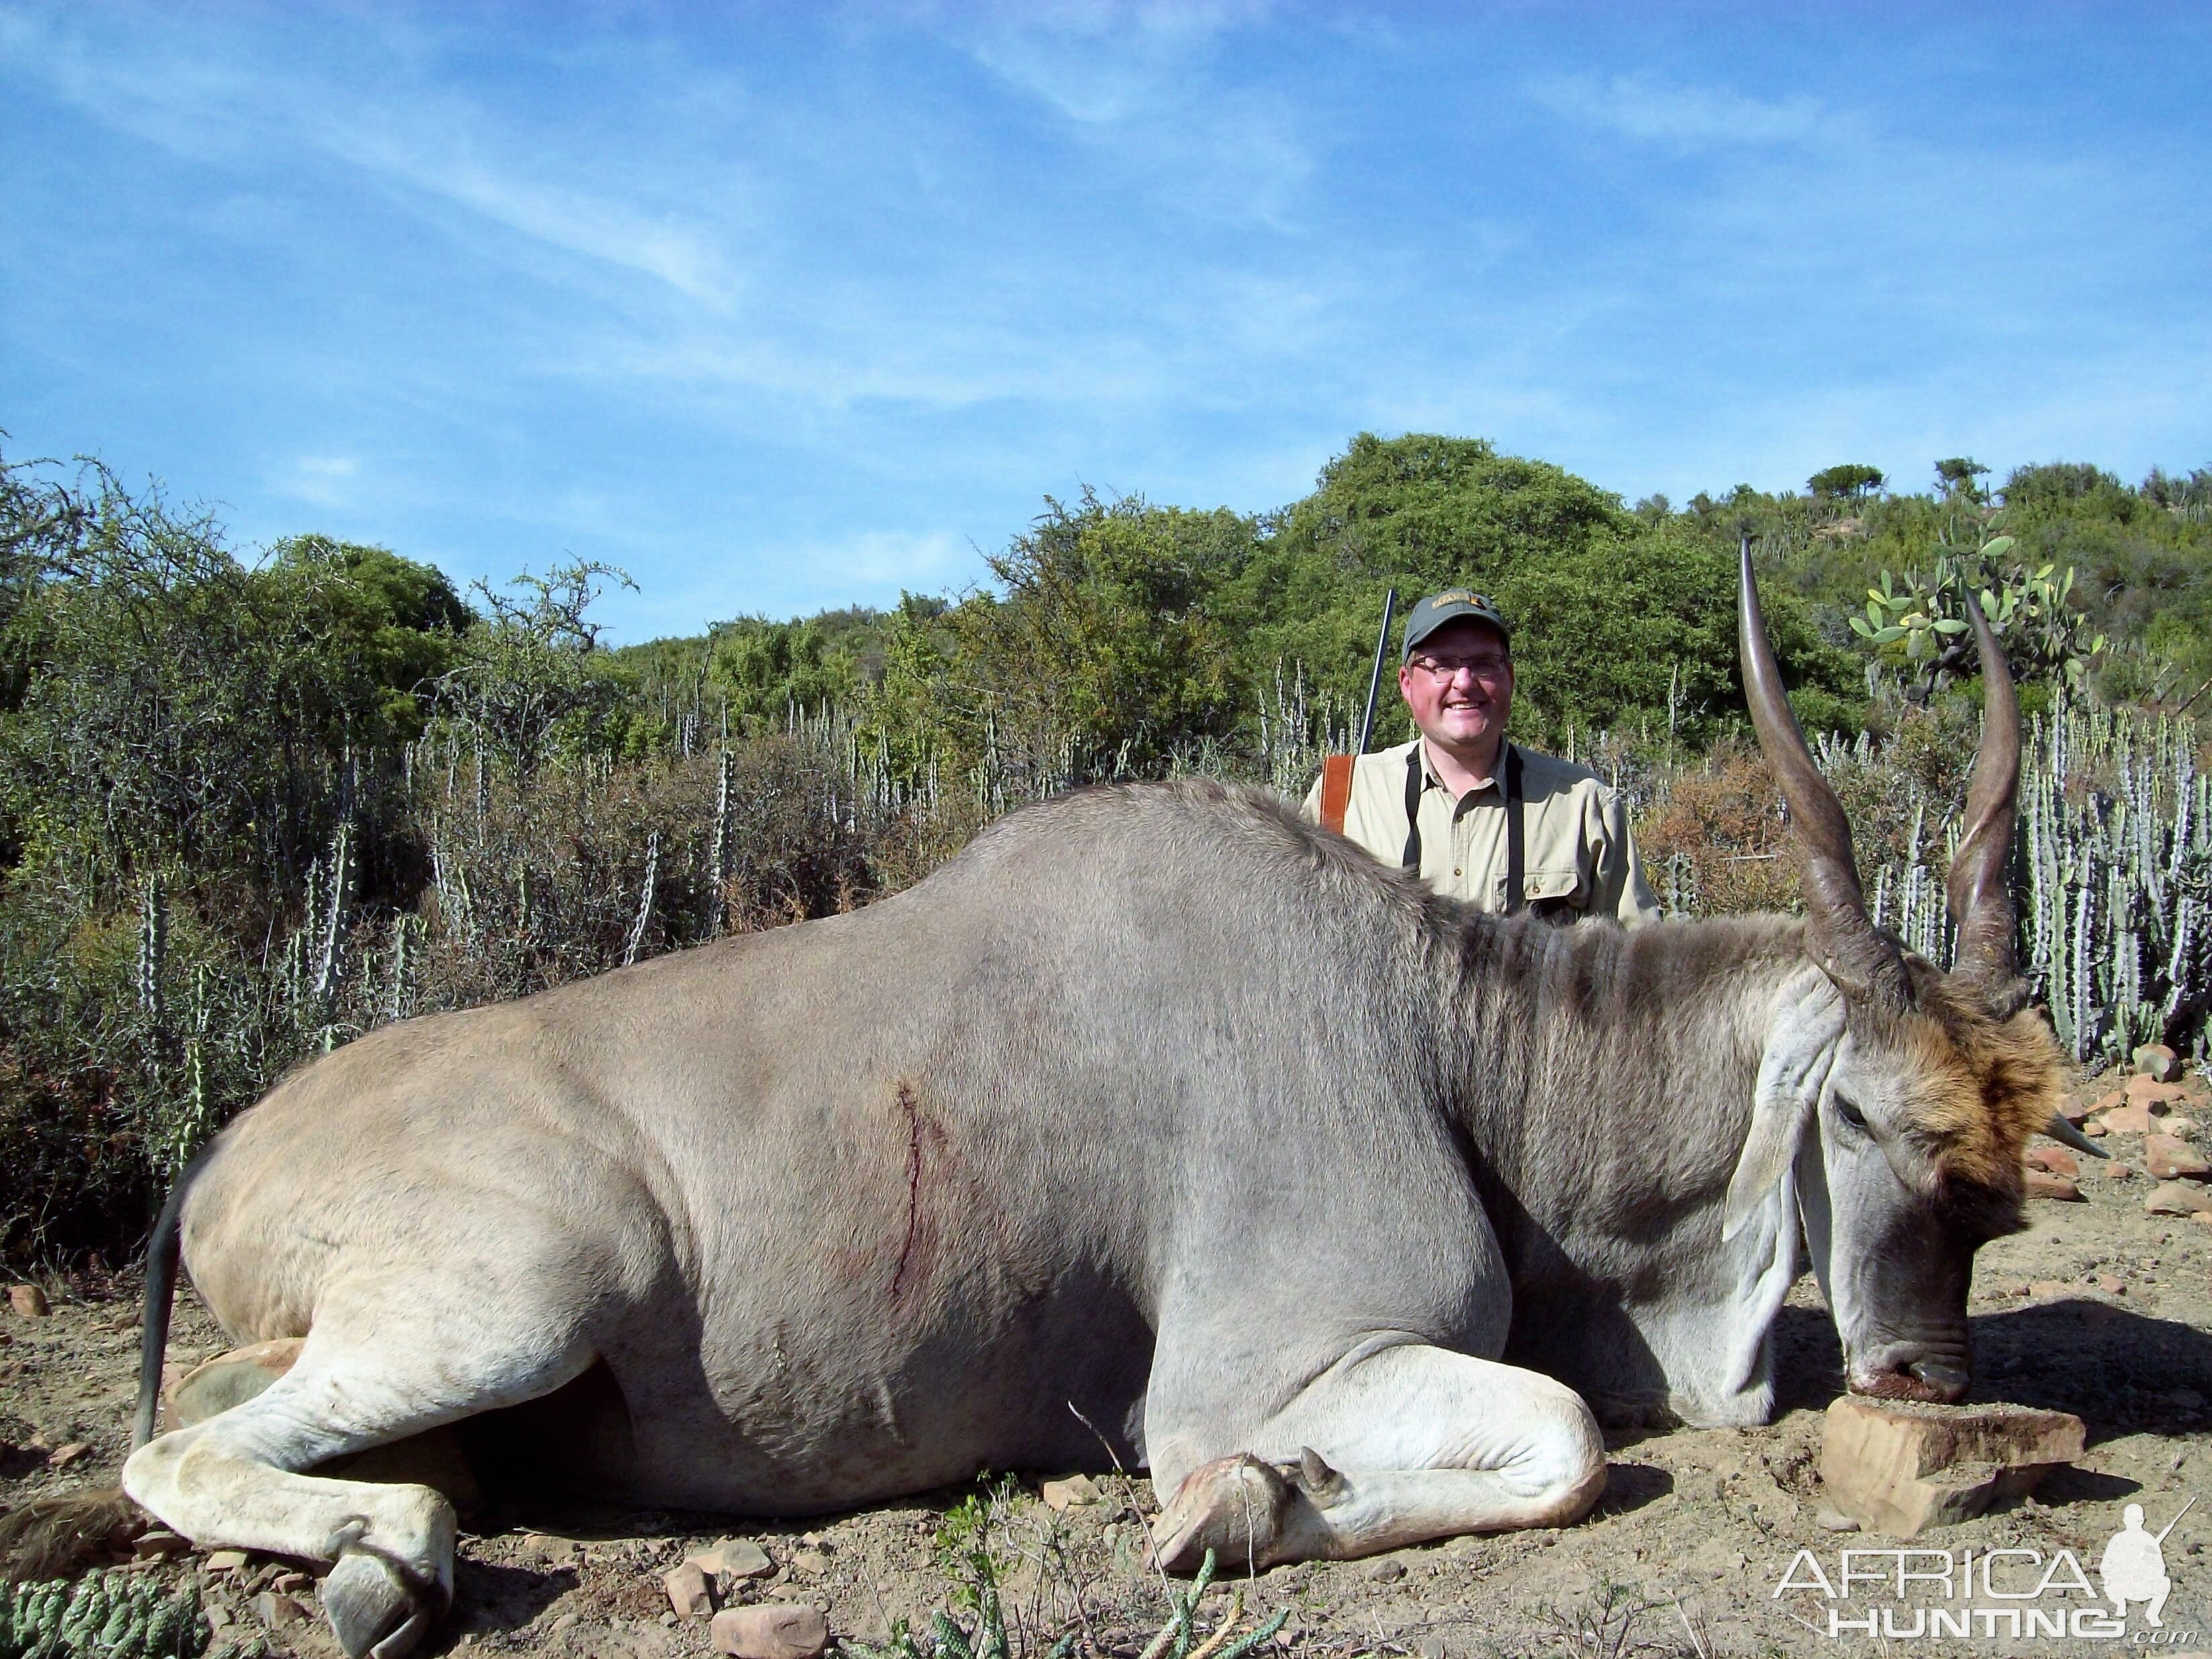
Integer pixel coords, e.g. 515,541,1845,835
1318,752,1355,834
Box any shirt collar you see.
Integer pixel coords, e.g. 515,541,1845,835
1418,738,1512,797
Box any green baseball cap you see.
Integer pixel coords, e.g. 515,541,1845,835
1402,589,1510,661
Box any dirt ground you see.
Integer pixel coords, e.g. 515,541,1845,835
5,1080,2209,1659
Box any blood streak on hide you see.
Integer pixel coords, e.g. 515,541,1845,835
889,1082,929,1303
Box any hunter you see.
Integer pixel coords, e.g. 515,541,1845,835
1303,589,1660,923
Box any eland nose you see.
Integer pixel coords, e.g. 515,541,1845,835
1908,1358,1970,1399
1847,1348,1970,1403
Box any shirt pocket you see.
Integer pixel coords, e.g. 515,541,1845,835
1523,864,1587,919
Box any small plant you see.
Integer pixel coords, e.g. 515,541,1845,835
1532,1574,1662,1659
841,1519,1287,1659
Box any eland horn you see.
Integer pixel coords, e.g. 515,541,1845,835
1738,542,1908,1007
1944,592,2028,1013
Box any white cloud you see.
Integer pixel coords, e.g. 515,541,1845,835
1531,73,1833,150
0,7,742,304
270,454,362,511
312,122,740,306
956,2,1313,226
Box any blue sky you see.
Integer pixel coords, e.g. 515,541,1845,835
4,3,2207,642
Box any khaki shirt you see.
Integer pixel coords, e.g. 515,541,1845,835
1301,738,1662,924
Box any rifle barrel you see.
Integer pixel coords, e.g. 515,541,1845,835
1357,588,1397,756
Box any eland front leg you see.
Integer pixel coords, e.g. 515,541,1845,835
1146,1344,1607,1571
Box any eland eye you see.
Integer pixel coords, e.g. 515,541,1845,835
1835,1096,1872,1134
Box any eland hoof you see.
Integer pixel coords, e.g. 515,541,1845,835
323,1544,448,1659
1150,1452,1321,1574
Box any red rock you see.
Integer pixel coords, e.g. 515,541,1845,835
711,1604,828,1659
2101,1103,2160,1136
2029,1280,2070,1299
690,1538,774,1581
2125,1076,2184,1108
7,1285,49,1317
664,1562,715,1619
2083,1120,2108,1138
2193,1211,2212,1228
2023,1170,2082,1201
1819,1397,2084,1537
1040,1474,1102,1510
2105,1163,2135,1180
2146,1181,2212,1217
2026,1146,2080,1179
254,1592,308,1631
2094,1274,2125,1295
2134,1043,2182,1082
2146,1135,2210,1180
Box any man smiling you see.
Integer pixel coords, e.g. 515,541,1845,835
1303,589,1660,923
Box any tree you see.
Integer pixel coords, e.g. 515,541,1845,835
1808,464,1886,501
1231,433,1629,723
0,464,472,898
1933,457,1989,499
435,562,634,778
866,493,1260,783
1493,524,1856,748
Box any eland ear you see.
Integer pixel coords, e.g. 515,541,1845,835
1725,970,1846,1240
1723,1089,1816,1240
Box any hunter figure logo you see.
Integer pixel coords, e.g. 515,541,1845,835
1772,1498,2197,1642
2103,1499,2193,1627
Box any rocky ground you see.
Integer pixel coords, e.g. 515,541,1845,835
4,1066,2209,1659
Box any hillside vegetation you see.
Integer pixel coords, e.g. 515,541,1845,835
3,434,2209,1262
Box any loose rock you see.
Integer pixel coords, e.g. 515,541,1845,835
48,1441,89,1466
2105,1163,2135,1180
711,1603,828,1659
2135,1044,2182,1083
2024,1170,2082,1202
1040,1474,1102,1511
2126,1076,2186,1108
790,1550,832,1577
2146,1135,2211,1180
2026,1146,2080,1179
693,1538,774,1581
2084,1120,2109,1138
2101,1103,2163,1136
1815,1509,1861,1532
207,1549,249,1572
665,1562,715,1619
2146,1181,2212,1217
254,1592,309,1630
7,1285,49,1317
1819,1397,2084,1536
1366,1559,1407,1582
2029,1280,2070,1299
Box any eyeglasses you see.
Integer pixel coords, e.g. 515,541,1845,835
1408,654,1511,682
